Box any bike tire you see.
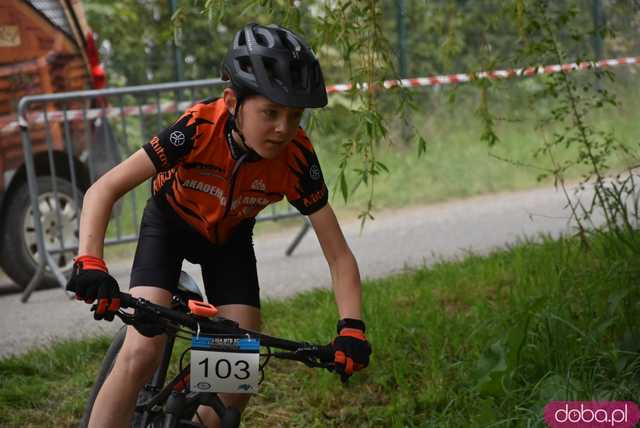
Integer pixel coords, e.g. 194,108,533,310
79,326,126,428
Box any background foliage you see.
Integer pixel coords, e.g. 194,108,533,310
84,0,640,225
86,1,640,86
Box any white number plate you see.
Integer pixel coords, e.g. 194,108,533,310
190,335,260,394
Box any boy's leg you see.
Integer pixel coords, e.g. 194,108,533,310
194,219,260,427
193,304,261,428
88,286,172,428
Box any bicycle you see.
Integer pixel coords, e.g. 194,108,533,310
79,271,336,428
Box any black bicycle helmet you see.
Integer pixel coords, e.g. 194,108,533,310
222,23,328,108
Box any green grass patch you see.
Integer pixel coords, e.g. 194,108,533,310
0,337,112,427
2,232,639,427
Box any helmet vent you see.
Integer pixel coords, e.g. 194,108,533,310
262,57,278,84
238,57,252,74
238,30,247,46
255,32,269,47
279,31,301,57
290,64,304,90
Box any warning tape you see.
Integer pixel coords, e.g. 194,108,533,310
325,56,639,93
0,100,195,136
3,55,638,136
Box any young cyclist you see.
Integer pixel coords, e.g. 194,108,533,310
66,23,371,427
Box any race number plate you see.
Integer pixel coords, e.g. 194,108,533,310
190,335,260,394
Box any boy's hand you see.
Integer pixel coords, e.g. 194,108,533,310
66,255,120,321
333,318,371,382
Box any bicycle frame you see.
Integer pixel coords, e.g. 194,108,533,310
96,273,334,428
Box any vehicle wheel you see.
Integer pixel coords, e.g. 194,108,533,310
0,176,82,290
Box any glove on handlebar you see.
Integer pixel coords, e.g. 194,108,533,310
333,318,371,382
66,255,120,321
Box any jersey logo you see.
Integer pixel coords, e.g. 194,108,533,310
303,188,326,207
183,179,227,206
309,164,321,181
250,179,267,191
170,131,186,147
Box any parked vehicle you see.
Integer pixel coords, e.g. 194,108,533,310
0,0,118,289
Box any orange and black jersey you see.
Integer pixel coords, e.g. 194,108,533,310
142,98,328,244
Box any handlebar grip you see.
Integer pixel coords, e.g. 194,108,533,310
118,293,138,309
316,344,335,363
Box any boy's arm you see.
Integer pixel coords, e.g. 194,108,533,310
79,148,156,257
68,148,156,320
308,203,362,320
309,203,371,380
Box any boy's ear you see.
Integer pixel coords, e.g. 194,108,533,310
223,88,237,114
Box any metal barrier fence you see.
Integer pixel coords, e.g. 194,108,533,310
15,79,310,303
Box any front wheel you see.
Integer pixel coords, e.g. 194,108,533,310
79,327,126,428
80,328,162,428
80,325,181,428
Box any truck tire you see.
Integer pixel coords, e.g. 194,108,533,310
0,176,82,290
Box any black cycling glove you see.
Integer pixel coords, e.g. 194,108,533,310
66,255,120,321
332,318,371,382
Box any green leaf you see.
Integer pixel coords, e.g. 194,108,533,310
339,170,348,204
417,136,427,157
375,161,389,174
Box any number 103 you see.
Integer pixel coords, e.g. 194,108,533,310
198,357,251,380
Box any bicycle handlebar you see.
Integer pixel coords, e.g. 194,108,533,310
112,293,335,366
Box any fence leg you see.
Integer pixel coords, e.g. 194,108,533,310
18,104,71,303
20,251,69,302
285,217,311,256
20,261,46,303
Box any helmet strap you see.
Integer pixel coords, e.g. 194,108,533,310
229,97,263,161
231,101,246,143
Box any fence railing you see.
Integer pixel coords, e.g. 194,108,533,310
15,79,310,303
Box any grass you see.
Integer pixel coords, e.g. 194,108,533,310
2,231,638,427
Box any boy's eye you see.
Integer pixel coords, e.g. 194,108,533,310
264,109,278,119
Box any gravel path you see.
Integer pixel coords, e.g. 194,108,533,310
0,185,588,358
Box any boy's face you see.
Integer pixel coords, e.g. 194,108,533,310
224,89,304,159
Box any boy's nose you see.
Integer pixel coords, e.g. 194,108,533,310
275,117,294,134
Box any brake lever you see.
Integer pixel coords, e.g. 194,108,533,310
89,303,137,325
289,345,336,371
294,345,350,382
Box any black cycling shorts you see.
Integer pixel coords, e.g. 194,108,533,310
130,198,260,308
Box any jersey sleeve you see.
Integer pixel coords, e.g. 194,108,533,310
285,132,329,215
143,104,213,172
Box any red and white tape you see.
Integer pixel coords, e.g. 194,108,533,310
3,55,638,136
326,56,639,92
1,100,195,136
